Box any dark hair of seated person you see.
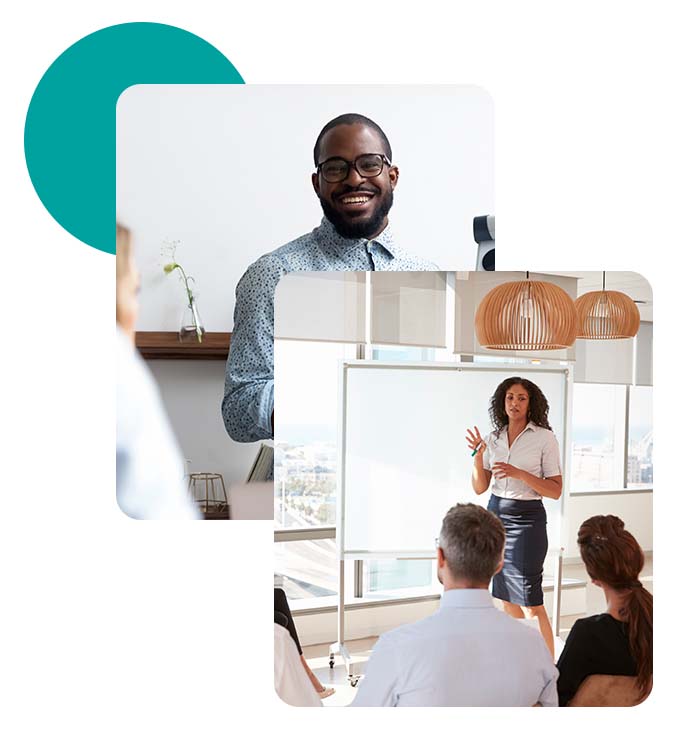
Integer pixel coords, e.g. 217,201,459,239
556,515,652,705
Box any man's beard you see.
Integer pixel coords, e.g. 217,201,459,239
319,188,394,240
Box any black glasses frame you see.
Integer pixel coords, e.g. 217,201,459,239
316,153,392,183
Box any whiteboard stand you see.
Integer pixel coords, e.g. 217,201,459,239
553,547,564,637
328,560,360,686
333,360,570,687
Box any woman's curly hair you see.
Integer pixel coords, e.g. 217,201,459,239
489,377,551,433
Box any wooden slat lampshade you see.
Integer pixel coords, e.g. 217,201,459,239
575,290,640,339
475,279,578,350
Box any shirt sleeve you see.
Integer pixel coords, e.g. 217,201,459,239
350,634,398,707
555,619,592,706
538,671,560,707
222,255,284,443
541,431,562,478
482,432,493,471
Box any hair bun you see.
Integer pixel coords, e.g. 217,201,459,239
601,515,625,538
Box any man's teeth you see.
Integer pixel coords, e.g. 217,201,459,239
341,195,372,204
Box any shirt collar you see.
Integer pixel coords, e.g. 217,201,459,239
316,216,398,258
498,421,538,439
439,588,495,609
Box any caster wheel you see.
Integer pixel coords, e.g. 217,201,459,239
329,659,335,669
349,676,360,687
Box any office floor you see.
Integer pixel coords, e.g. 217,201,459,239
302,557,653,707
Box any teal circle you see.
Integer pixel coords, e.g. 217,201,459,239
24,22,244,254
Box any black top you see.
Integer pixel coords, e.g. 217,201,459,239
556,613,637,706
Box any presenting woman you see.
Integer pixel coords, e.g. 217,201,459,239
466,377,562,657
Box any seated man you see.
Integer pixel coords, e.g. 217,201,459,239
351,503,558,707
221,113,437,443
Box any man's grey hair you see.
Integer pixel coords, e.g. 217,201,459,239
439,503,505,584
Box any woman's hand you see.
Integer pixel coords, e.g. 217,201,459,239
492,462,523,481
468,426,491,495
466,426,486,457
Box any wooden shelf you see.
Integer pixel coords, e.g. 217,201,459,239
135,331,231,360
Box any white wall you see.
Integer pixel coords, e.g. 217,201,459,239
147,360,259,491
116,84,495,331
563,491,653,557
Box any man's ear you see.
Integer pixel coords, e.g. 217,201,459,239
494,556,504,576
311,172,320,197
437,546,445,569
389,165,399,191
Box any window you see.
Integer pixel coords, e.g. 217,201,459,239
274,340,357,529
571,383,653,492
627,386,653,488
274,540,338,601
365,560,436,596
571,384,626,491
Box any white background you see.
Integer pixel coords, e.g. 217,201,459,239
1,1,684,736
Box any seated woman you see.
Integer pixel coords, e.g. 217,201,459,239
274,588,335,699
556,515,652,706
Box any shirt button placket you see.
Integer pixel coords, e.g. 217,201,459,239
367,241,378,271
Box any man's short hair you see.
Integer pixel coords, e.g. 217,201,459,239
313,113,393,166
439,503,505,584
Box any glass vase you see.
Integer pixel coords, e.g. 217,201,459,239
179,298,205,343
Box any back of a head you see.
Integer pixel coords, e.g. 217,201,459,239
577,515,652,699
440,503,505,585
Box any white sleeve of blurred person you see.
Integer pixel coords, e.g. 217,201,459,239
115,224,200,520
274,625,323,707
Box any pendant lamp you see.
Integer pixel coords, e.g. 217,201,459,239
574,272,640,339
475,273,578,350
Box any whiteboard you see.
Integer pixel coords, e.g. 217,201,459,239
338,362,569,559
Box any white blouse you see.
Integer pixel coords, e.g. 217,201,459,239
483,422,562,500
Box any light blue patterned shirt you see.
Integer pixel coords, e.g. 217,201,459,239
222,217,437,442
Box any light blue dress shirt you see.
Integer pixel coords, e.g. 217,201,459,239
351,589,559,707
222,217,437,443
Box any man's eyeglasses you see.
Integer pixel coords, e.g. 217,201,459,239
316,153,391,183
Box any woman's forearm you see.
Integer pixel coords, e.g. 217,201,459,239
472,462,490,494
519,471,562,500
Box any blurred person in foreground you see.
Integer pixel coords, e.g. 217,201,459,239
351,503,558,707
274,587,334,700
556,515,652,706
274,623,323,707
116,223,199,519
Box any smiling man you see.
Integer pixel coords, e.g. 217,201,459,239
222,113,437,443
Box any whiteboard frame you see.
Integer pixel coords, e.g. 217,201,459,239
337,360,572,560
